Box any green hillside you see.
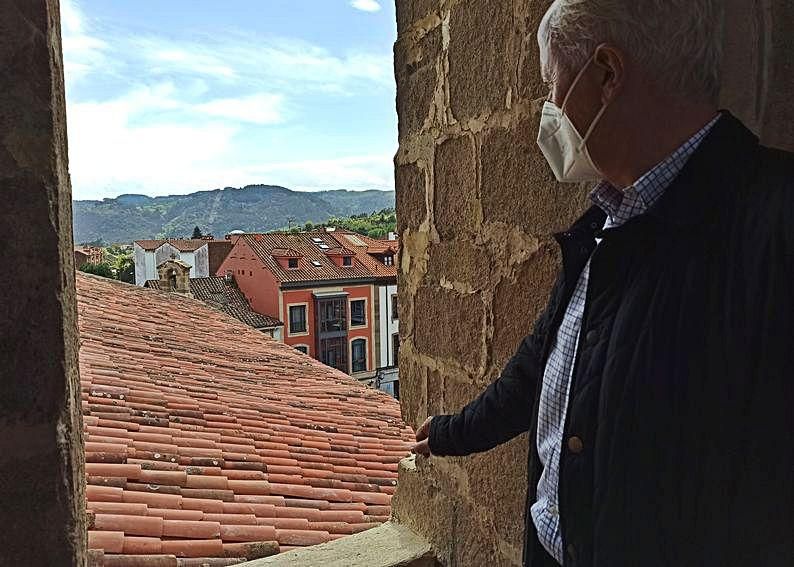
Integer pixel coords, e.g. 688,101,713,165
73,185,395,244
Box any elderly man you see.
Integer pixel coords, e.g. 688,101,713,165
413,1,793,566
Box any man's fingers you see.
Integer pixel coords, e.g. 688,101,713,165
415,416,433,441
412,438,431,457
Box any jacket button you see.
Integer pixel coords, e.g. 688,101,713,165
586,329,598,345
567,436,584,454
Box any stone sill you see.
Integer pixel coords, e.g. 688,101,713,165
236,522,438,567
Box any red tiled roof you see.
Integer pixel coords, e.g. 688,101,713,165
135,240,227,253
323,247,355,257
270,249,302,258
242,232,374,285
330,232,398,280
77,273,412,565
208,241,234,276
145,277,283,330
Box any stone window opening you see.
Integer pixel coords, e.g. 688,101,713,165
5,1,792,565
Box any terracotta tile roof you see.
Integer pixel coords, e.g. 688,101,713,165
135,240,227,253
145,277,282,330
208,241,234,276
242,232,375,285
77,273,412,565
330,232,398,280
270,248,302,258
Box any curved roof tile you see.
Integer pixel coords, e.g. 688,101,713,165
77,274,412,565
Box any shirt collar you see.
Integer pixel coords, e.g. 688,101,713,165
590,114,721,229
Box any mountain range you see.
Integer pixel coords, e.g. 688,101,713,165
73,185,395,244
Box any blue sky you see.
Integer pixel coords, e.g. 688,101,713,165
61,0,398,200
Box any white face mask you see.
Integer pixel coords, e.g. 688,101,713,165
537,53,609,183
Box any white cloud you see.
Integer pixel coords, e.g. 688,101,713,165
65,83,392,198
60,2,396,200
351,0,382,13
60,0,110,85
195,93,286,125
240,154,395,192
131,34,394,93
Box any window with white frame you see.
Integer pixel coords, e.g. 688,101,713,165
351,338,367,373
288,305,307,334
350,299,366,327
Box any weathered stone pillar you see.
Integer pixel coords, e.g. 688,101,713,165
392,1,794,565
0,1,85,565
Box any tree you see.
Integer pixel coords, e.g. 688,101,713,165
79,262,114,279
114,257,135,284
304,221,314,231
191,225,203,239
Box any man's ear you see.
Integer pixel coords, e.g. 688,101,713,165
594,44,625,105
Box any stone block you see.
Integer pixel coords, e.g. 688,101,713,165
517,0,556,102
395,162,427,234
448,1,515,120
425,240,491,291
396,0,438,34
480,118,590,234
433,135,478,241
413,287,484,371
395,27,442,140
466,438,529,557
0,0,85,564
398,355,427,429
491,243,560,367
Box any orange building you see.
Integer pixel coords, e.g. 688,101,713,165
216,229,398,381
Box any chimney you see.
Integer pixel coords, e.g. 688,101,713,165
387,232,397,241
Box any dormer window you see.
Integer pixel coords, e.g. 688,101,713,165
288,258,299,269
343,256,353,267
383,255,394,266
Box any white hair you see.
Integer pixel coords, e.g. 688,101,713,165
540,0,724,103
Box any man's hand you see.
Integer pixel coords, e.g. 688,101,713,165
412,416,433,457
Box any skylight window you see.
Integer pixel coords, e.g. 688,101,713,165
312,261,322,267
311,238,324,243
318,244,330,250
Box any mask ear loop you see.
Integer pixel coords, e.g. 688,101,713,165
577,102,609,154
560,53,596,113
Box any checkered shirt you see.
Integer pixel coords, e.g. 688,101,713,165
531,115,720,564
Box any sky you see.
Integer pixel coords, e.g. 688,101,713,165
61,0,398,201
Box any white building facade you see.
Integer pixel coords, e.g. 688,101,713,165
375,283,400,398
134,241,211,286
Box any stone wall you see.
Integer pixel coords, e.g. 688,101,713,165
0,0,85,564
392,1,794,565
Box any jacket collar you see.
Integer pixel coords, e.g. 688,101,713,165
556,111,761,240
644,110,759,228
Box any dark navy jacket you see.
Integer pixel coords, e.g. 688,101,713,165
429,113,794,567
